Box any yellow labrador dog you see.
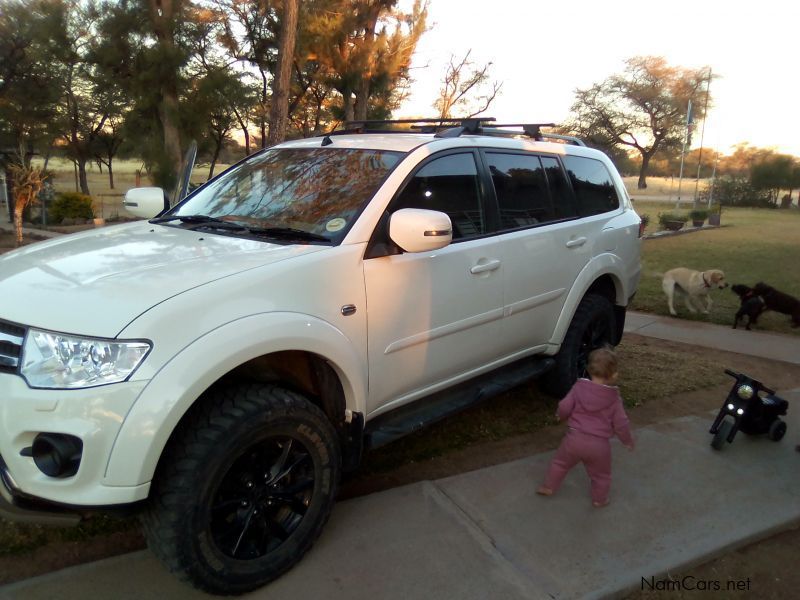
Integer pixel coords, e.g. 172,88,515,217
662,268,728,316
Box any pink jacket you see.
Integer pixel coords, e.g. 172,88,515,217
557,379,634,447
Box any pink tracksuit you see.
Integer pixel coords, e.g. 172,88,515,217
542,378,634,504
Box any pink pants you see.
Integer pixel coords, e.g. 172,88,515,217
543,429,612,504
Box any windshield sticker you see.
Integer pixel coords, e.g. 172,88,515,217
325,218,347,232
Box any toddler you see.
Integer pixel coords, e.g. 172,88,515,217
537,347,634,507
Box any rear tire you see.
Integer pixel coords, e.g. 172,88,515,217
141,384,340,595
768,419,787,441
541,294,616,398
711,420,733,450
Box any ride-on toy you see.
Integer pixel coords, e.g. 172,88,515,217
710,369,789,450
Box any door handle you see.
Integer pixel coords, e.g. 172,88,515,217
565,237,587,248
470,259,501,274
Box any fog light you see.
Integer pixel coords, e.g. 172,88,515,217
727,403,735,411
736,408,744,415
31,433,83,478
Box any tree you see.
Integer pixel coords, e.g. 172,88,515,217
9,163,45,245
750,154,800,204
93,116,125,189
433,49,502,119
567,56,710,189
0,0,61,166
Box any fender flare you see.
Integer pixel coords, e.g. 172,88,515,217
548,254,628,348
103,312,366,487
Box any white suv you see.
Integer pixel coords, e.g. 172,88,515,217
0,119,640,593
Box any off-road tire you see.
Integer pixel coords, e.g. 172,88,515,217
540,294,616,398
711,420,733,450
141,384,340,595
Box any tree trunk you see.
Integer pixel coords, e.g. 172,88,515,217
234,108,250,156
638,152,652,189
267,0,299,146
208,140,222,180
14,200,24,246
108,157,115,190
342,89,355,123
78,157,90,195
149,0,183,195
354,78,370,121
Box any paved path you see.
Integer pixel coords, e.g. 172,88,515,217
3,392,798,600
626,311,800,365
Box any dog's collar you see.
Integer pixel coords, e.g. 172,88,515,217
702,273,711,288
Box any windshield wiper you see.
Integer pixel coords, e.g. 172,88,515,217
150,214,227,224
247,227,330,243
151,214,249,232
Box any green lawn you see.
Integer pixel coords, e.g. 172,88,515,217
632,202,800,335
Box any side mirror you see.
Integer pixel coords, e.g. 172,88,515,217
123,187,168,219
389,208,452,253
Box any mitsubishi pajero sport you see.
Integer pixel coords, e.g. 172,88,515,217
0,118,641,593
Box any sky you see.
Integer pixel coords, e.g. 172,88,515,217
396,0,800,157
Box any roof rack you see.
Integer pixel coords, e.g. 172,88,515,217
325,117,586,146
333,117,496,137
487,124,586,146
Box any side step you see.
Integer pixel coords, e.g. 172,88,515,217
365,357,555,449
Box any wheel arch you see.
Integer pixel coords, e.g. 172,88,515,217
104,313,367,488
549,256,628,349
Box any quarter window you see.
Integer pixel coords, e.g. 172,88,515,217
391,153,484,239
562,155,620,216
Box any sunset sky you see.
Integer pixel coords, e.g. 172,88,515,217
397,0,800,157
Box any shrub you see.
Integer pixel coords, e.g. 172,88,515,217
658,212,689,228
699,176,773,207
688,209,708,222
49,193,95,223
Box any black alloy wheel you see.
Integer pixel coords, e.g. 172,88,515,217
210,436,315,560
142,384,340,595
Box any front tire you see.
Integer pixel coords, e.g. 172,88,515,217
141,384,341,595
711,420,733,450
541,294,616,398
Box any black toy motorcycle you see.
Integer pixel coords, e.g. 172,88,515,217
709,369,789,450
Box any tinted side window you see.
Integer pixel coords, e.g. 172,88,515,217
392,153,484,238
486,153,553,229
540,156,577,220
562,155,620,216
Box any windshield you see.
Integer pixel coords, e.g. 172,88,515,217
168,147,403,242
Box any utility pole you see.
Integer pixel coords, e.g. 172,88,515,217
675,100,692,209
693,69,712,207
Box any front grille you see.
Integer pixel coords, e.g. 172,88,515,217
0,319,26,373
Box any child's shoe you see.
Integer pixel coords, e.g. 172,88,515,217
536,486,553,496
592,499,609,508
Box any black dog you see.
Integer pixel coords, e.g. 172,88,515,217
753,282,800,327
731,284,766,330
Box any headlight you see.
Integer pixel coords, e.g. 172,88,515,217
21,329,151,389
727,403,735,411
737,384,754,400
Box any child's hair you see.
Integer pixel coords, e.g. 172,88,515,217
587,347,618,380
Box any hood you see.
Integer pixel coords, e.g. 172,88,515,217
572,378,620,412
0,222,325,337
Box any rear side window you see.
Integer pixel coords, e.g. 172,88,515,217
391,153,484,239
486,153,553,229
562,155,620,216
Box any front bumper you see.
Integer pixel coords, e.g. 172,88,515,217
0,454,81,525
0,373,151,514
